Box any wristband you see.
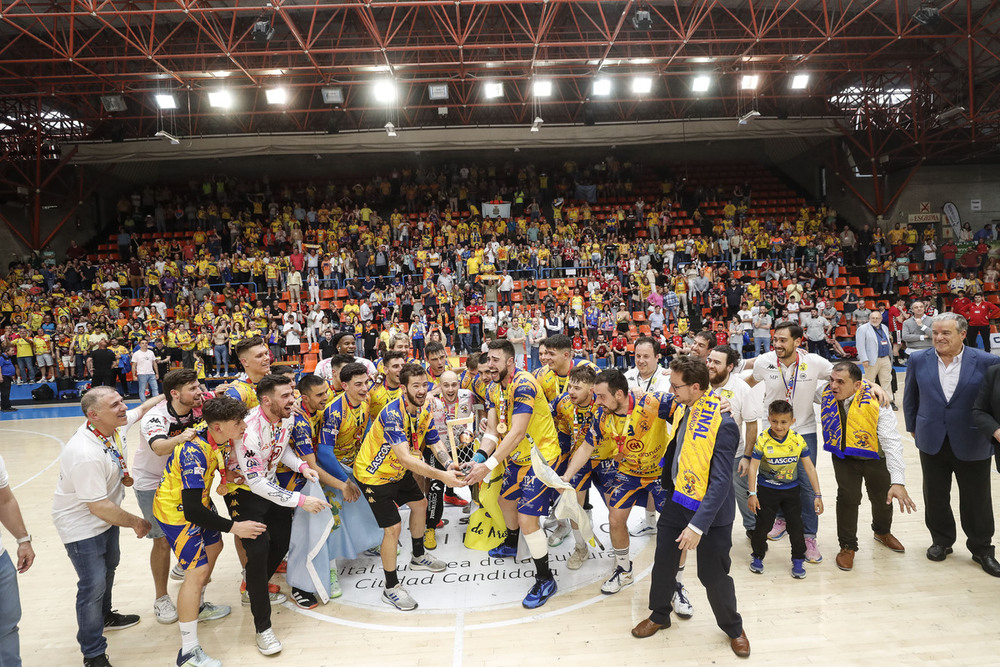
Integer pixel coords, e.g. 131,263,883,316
296,493,306,507
298,462,310,473
815,494,822,498
748,491,757,497
742,455,752,460
485,456,500,471
472,451,488,464
482,433,499,447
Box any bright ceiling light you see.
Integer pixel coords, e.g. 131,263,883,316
533,80,553,97
265,88,287,105
692,76,711,93
484,82,504,99
791,74,810,89
211,71,231,79
207,90,232,108
155,94,178,110
592,78,612,96
373,80,397,103
632,77,652,94
741,75,759,90
384,121,397,137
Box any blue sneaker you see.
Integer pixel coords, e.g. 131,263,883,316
749,557,764,574
791,558,806,579
488,544,517,559
522,577,557,609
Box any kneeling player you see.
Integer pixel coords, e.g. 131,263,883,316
153,397,267,667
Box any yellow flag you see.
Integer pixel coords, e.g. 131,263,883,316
463,465,508,551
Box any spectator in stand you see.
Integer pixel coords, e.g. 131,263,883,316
857,311,896,410
802,308,831,359
131,340,159,398
964,293,1000,353
901,300,933,362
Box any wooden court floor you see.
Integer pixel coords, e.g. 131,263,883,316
4,391,1000,667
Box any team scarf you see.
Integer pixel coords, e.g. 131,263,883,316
671,389,724,512
821,381,880,460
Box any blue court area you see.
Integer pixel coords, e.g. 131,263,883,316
0,401,141,421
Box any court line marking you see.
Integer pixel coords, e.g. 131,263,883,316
452,609,465,667
2,429,66,490
283,563,654,633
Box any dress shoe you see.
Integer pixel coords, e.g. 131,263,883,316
730,630,751,658
835,548,855,571
874,532,905,553
972,554,1000,578
926,544,954,561
631,618,668,639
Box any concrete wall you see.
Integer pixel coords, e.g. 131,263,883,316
884,164,1000,234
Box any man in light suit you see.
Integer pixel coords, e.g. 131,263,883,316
631,356,749,658
857,310,896,409
903,312,1000,577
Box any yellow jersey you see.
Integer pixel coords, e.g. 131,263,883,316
487,369,560,466
535,359,597,403
354,397,439,485
551,392,598,457
152,430,225,526
224,378,259,409
319,392,370,468
753,428,810,490
368,381,402,422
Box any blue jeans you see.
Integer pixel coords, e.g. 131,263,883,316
136,374,159,398
530,346,540,370
64,527,120,659
753,336,770,358
213,345,229,376
15,357,33,383
0,551,21,667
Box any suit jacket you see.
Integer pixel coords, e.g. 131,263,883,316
856,322,891,364
660,412,739,532
971,364,1000,472
904,346,1000,461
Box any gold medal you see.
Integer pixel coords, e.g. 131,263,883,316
497,421,508,435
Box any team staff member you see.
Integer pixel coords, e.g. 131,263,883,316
632,356,750,659
51,387,164,667
353,364,462,611
464,340,563,610
153,397,267,667
225,375,328,656
0,452,35,667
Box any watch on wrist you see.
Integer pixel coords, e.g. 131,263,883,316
16,534,31,545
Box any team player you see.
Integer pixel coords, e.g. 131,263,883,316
132,369,203,623
550,365,600,569
323,353,357,395
424,341,451,389
369,350,406,419
353,363,464,611
464,340,563,609
375,334,417,376
153,397,267,667
223,337,270,408
224,375,329,656
424,369,476,549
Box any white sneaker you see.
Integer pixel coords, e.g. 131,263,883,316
153,595,177,624
382,584,418,611
178,646,222,667
543,515,560,532
600,565,634,594
197,602,231,622
241,589,287,606
330,568,343,599
672,582,694,618
547,520,572,547
410,553,447,573
629,518,658,537
567,544,589,570
255,628,283,656
169,563,186,581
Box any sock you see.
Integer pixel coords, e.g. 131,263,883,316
385,568,399,589
645,510,656,524
676,565,685,584
179,620,199,654
615,547,630,570
411,537,424,560
533,555,552,580
572,528,585,548
504,528,520,549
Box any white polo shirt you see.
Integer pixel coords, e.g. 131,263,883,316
52,409,142,544
714,373,758,452
752,351,832,435
624,366,672,393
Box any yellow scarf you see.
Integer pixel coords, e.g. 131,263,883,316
671,390,724,511
821,381,880,460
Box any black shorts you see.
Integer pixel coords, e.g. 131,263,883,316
358,471,425,528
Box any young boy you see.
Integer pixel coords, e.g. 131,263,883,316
153,397,268,667
747,399,824,579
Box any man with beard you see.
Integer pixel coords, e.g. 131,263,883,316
369,351,406,419
353,364,464,611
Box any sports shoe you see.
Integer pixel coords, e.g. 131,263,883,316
444,493,469,507
547,520,571,547
153,595,178,624
410,553,447,572
792,558,807,578
749,557,764,574
363,544,402,557
522,576,557,609
170,563,186,581
197,602,230,622
104,611,140,631
255,628,283,656
83,654,112,667
629,518,658,537
767,518,787,540
382,584,418,611
543,515,560,532
177,646,222,667
291,588,318,610
424,527,437,550
672,582,694,618
239,580,281,595
804,537,823,563
330,568,343,599
488,544,517,559
567,544,589,570
241,589,287,606
276,559,287,574
600,565,634,594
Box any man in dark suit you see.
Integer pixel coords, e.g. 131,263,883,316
903,312,1000,576
631,356,749,658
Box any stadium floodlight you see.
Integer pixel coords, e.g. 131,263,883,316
265,88,287,105
207,90,232,108
154,94,178,110
530,116,543,132
321,87,344,104
373,80,397,103
632,77,652,94
154,130,180,145
692,76,711,93
592,78,612,96
484,82,504,99
533,80,553,97
384,121,397,137
101,95,127,112
428,83,449,101
791,74,810,90
741,75,759,90
738,110,761,125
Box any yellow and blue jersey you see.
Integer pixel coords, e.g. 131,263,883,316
551,392,598,457
224,377,258,409
487,369,560,466
587,390,673,473
354,397,439,485
535,359,597,403
153,429,225,526
368,381,402,422
276,410,320,491
753,428,810,490
319,392,370,468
